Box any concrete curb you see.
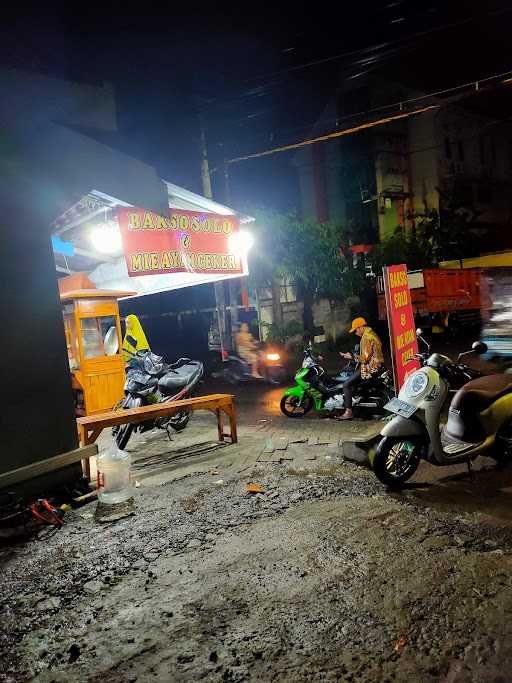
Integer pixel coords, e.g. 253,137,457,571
341,427,382,468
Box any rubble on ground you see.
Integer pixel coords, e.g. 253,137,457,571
2,459,512,682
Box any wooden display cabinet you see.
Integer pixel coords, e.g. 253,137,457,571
61,286,134,416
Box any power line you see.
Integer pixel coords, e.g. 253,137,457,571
331,69,512,126
205,63,512,164
227,105,439,165
225,69,512,165
194,39,417,113
191,6,512,113
212,68,511,151
243,6,512,84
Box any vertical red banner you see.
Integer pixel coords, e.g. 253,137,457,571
383,264,421,389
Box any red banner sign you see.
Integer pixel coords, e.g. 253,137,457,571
383,264,421,388
117,208,243,277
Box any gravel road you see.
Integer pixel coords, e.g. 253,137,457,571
2,456,512,682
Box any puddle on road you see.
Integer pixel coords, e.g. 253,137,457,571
398,467,512,527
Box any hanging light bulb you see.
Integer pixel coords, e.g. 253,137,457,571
90,221,123,254
228,230,255,257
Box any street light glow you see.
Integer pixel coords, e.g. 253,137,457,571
229,229,254,257
90,223,123,254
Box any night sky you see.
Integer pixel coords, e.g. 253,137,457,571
3,1,512,213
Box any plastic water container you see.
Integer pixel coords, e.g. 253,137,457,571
96,447,132,504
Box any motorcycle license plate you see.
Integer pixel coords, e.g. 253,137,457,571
384,397,417,418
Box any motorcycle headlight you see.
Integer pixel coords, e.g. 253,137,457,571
405,371,429,397
266,353,280,361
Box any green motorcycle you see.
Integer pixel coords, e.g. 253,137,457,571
280,346,393,418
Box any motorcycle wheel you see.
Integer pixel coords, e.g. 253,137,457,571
224,369,242,385
169,410,191,432
280,394,314,418
115,397,143,450
268,368,286,386
373,437,422,488
493,419,512,463
116,423,134,450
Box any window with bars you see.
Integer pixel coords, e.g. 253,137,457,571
280,278,297,303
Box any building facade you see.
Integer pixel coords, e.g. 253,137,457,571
295,78,512,248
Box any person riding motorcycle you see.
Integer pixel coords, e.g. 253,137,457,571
337,316,384,420
235,322,263,378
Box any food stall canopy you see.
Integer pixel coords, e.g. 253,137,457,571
52,183,254,298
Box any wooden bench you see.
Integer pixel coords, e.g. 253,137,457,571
77,394,237,479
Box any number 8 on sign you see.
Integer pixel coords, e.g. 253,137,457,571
400,313,406,326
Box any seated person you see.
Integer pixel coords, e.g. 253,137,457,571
337,316,384,421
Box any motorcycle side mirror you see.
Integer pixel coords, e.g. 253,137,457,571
472,341,488,355
458,341,488,362
416,328,430,352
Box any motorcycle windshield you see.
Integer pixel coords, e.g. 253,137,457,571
144,353,164,375
127,369,153,384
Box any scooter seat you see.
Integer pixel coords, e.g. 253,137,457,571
158,362,202,394
446,374,512,441
451,374,512,414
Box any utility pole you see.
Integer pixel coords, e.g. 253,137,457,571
198,118,230,355
223,162,231,205
224,162,251,331
223,161,240,339
200,124,213,200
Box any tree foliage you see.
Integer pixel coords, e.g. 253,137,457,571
246,186,483,333
248,208,365,301
260,319,304,344
371,188,484,271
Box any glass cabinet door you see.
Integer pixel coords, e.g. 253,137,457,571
64,313,80,370
80,318,103,358
80,316,120,359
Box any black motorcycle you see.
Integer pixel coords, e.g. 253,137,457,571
114,351,204,449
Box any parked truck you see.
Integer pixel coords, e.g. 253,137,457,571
377,268,481,337
480,268,512,367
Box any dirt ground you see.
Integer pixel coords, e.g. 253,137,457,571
2,380,512,682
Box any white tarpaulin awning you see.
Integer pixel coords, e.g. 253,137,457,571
89,258,247,297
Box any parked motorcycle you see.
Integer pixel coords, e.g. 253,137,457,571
371,329,512,487
114,351,204,449
220,345,286,385
280,345,394,418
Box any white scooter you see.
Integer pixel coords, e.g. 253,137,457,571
371,330,512,487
